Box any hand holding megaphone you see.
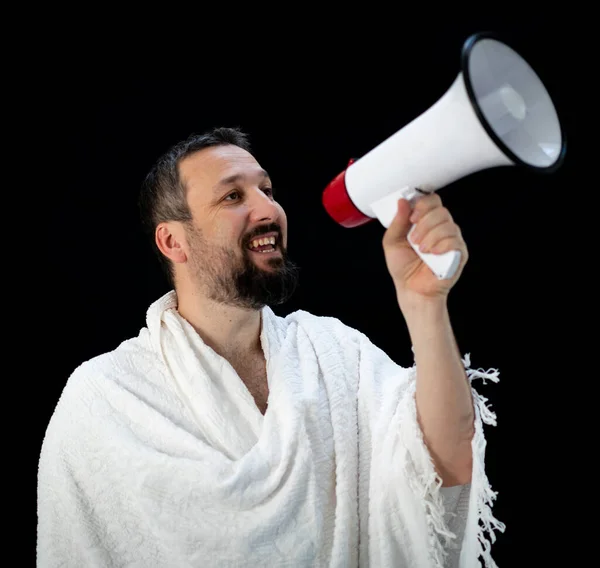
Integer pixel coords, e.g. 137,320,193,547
322,31,566,280
371,185,462,280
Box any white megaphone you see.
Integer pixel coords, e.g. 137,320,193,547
322,31,566,280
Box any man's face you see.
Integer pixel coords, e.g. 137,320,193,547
177,144,299,310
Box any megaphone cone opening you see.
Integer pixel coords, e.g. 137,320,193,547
461,31,567,174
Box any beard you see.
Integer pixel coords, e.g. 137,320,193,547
186,223,300,310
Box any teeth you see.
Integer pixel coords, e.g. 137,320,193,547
250,236,276,249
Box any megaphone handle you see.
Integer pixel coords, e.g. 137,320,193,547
370,187,462,280
406,224,462,280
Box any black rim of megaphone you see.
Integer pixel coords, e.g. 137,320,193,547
460,31,567,174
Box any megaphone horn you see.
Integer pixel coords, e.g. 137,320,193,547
322,31,566,280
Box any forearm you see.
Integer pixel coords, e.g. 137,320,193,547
400,295,475,486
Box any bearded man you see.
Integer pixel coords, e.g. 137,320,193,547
37,127,503,567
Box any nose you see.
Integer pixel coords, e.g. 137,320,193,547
248,188,279,223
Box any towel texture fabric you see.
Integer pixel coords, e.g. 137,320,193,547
37,291,504,567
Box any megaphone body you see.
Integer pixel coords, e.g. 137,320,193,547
322,32,566,280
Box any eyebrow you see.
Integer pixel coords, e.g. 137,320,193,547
214,169,271,193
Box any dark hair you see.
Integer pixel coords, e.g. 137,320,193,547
138,126,252,286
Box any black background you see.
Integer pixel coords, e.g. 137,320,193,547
25,13,580,567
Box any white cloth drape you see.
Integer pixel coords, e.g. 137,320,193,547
37,291,504,567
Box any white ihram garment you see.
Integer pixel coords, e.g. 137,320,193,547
37,291,504,567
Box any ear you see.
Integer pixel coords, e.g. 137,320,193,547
155,222,188,265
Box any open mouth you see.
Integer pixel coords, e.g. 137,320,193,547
247,234,279,254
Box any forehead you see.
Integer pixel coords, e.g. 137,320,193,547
179,145,264,200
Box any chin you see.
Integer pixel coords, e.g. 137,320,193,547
252,254,283,269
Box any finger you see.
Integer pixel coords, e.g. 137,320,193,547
383,198,413,243
417,222,461,253
429,237,469,279
409,193,442,223
430,236,468,257
409,207,454,244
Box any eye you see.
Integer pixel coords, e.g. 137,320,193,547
263,187,275,198
224,190,241,201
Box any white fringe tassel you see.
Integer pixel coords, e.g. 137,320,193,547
404,353,506,568
463,353,506,568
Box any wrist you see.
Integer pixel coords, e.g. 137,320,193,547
398,295,457,365
397,292,449,319
397,294,451,342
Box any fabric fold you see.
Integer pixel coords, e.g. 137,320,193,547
37,291,504,567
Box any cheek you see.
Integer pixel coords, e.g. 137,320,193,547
275,203,287,225
278,208,289,244
228,224,249,251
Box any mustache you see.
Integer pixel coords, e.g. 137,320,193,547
244,223,282,244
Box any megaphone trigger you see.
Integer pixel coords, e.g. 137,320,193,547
370,187,462,280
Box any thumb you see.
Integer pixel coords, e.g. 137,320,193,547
384,198,412,242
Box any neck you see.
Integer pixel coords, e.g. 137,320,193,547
175,287,264,361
